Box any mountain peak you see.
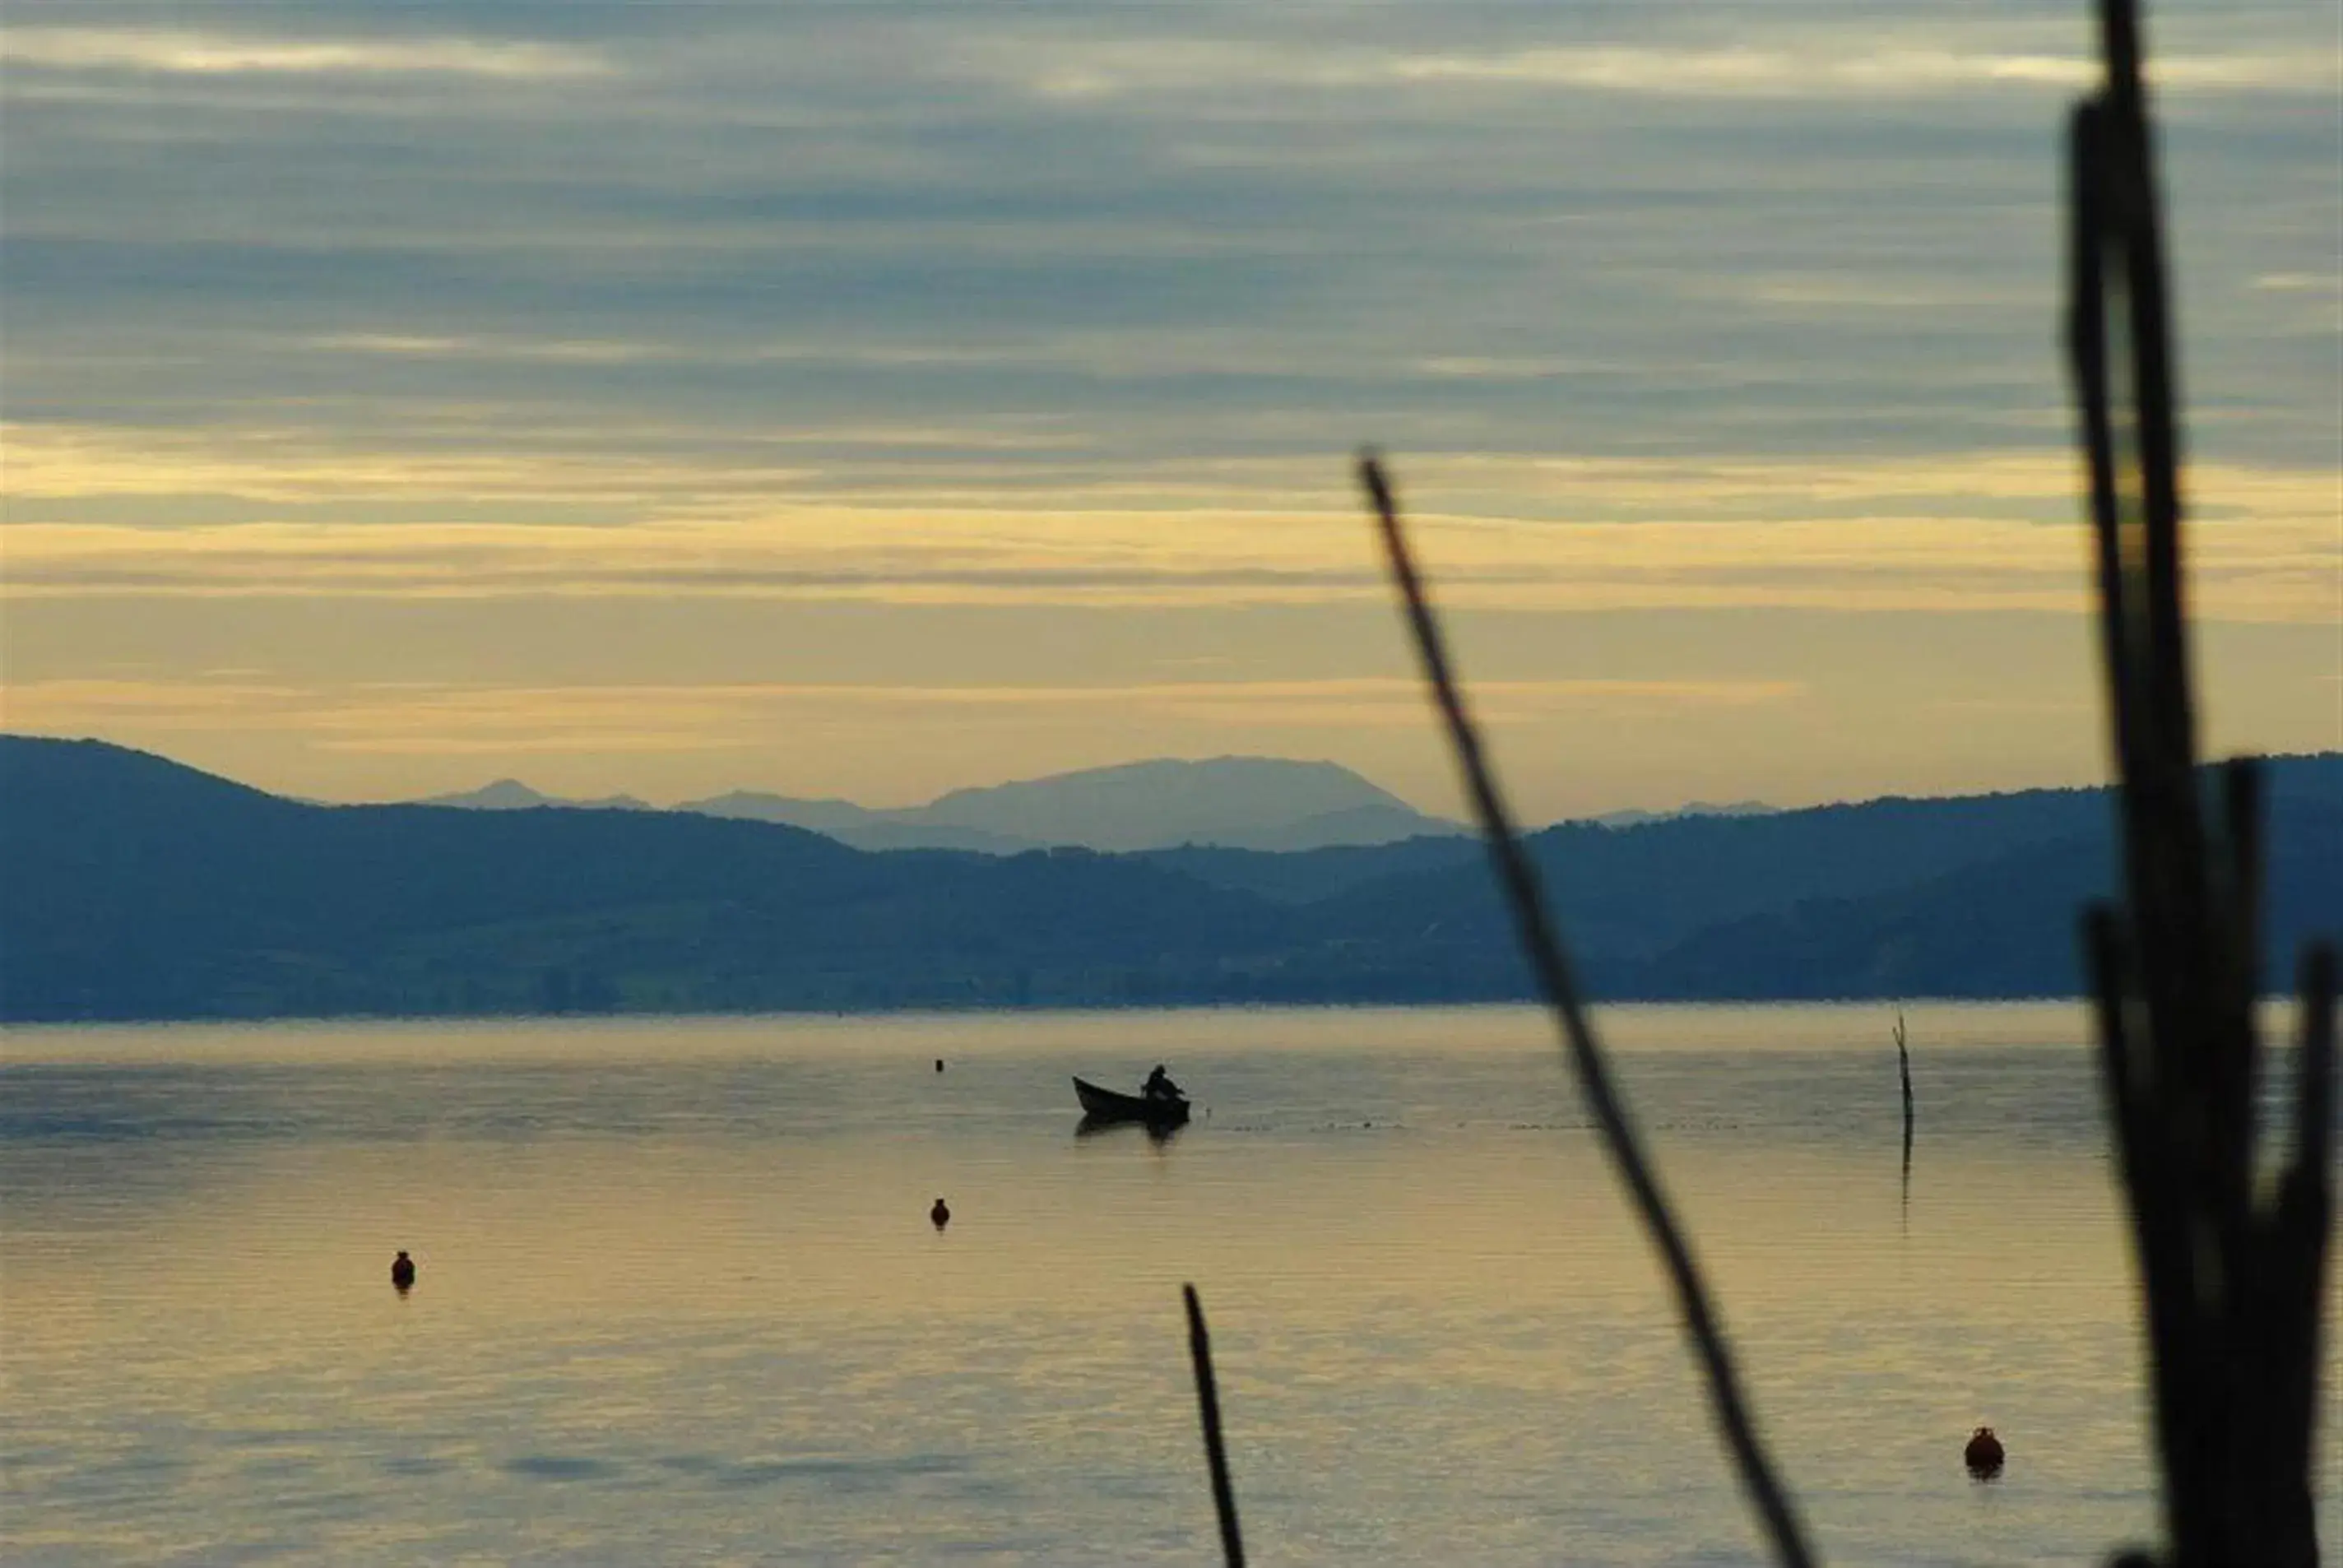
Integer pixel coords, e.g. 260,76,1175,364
678,755,1461,853
916,755,1451,851
418,780,650,812
423,779,550,809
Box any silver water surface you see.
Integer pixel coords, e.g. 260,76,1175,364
2,1004,2336,1565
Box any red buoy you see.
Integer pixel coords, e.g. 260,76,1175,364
1965,1426,2005,1478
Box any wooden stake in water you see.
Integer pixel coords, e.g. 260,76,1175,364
1895,1012,1914,1193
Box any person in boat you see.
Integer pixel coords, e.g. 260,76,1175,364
1964,1425,2005,1476
390,1250,416,1291
1142,1064,1184,1103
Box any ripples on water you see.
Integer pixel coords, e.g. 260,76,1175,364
2,1004,2336,1565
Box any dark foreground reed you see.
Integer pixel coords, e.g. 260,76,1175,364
1358,453,1817,1568
1182,1285,1247,1568
1169,3,2329,1564
2067,2,2335,1563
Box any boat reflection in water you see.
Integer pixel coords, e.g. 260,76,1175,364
1074,1111,1186,1146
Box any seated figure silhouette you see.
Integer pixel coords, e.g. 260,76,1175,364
1964,1425,2005,1478
390,1250,416,1292
1142,1065,1183,1103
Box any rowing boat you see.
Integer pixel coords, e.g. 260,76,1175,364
1072,1075,1190,1125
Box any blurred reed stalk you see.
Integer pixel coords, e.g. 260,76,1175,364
1358,454,1816,1568
1183,1283,1248,1567
1171,6,2331,1563
2065,2,2336,1563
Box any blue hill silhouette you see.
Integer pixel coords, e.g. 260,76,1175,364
2,735,2334,1020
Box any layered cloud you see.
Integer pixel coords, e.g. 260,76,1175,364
993,38,2335,102
0,26,612,80
8,420,2334,620
0,673,1805,768
3,0,2335,802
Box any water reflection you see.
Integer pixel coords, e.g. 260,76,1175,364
2,1004,2336,1566
1075,1113,1185,1147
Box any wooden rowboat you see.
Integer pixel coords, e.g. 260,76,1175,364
1072,1075,1190,1125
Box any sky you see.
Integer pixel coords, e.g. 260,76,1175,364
2,0,2337,822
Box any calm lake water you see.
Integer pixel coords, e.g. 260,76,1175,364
2,1004,2336,1565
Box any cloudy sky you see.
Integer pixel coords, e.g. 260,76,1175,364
3,0,2336,819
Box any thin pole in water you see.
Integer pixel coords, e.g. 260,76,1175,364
1895,1012,1914,1177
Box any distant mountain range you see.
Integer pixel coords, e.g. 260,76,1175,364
402,756,1771,853
4,735,2336,1022
1587,800,1776,829
420,780,655,813
671,757,1467,853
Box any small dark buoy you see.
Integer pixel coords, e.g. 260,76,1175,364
935,1059,945,1073
390,1250,416,1292
1965,1425,2005,1478
930,1198,951,1229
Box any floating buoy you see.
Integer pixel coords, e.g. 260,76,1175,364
935,1059,945,1073
1965,1426,2005,1478
390,1250,416,1292
930,1198,951,1229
